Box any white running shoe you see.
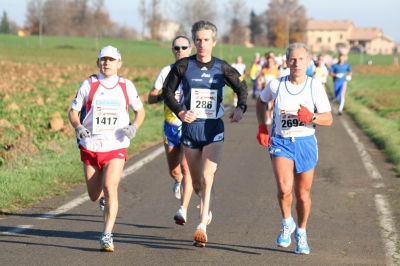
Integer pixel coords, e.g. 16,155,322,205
193,226,207,247
100,233,114,252
206,211,212,225
174,206,187,225
173,181,181,199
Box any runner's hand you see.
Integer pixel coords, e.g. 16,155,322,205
123,125,137,139
256,125,269,147
178,110,197,123
229,108,243,123
297,104,313,124
75,125,91,139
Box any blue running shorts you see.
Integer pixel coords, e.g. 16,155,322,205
181,118,224,150
269,135,318,173
163,121,182,147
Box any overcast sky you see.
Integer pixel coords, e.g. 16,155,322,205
2,0,400,43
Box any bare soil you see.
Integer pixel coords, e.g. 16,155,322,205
0,61,159,161
353,65,400,75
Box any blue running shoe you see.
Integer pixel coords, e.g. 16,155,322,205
294,232,310,254
276,218,296,247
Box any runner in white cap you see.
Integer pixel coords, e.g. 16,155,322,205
68,45,145,252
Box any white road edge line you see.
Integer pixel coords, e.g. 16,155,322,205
340,119,383,181
375,194,400,266
340,117,398,265
36,146,164,220
2,225,33,235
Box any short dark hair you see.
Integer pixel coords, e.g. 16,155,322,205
171,36,191,47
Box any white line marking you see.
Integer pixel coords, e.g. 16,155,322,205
340,119,382,180
339,116,398,265
375,194,400,266
121,146,164,178
37,194,90,220
36,146,164,220
2,225,33,235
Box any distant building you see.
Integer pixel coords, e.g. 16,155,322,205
158,20,180,42
305,20,395,55
17,30,26,37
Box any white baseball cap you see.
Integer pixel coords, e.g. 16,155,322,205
97,46,121,60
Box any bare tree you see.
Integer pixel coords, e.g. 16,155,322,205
42,0,69,35
138,0,148,38
225,0,248,45
265,0,307,48
25,0,43,34
92,0,113,37
24,0,132,39
145,0,162,39
113,24,138,39
174,0,218,36
70,0,91,36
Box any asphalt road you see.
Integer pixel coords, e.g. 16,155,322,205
1,97,399,266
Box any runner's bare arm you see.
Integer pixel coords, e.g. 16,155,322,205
131,106,146,130
148,88,162,104
312,111,332,126
68,108,81,129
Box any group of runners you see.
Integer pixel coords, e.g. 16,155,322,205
68,19,352,255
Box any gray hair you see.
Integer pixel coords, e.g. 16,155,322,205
286,43,310,61
191,20,218,42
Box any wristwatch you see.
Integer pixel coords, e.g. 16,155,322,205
312,114,316,122
237,104,247,113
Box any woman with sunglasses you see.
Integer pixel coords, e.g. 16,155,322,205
162,20,248,247
148,36,195,226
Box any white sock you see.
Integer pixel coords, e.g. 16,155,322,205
197,223,206,231
283,216,292,225
296,227,306,235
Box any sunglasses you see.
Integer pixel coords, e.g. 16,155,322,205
173,46,189,51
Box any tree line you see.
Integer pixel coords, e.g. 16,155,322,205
1,0,308,48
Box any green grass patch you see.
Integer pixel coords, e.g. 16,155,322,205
327,74,400,172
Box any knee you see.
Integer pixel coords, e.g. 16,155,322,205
103,183,118,197
88,192,100,202
296,192,311,204
277,189,292,199
181,166,190,179
201,175,214,187
170,168,181,179
192,180,202,192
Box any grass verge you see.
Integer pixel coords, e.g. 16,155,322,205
326,74,400,172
